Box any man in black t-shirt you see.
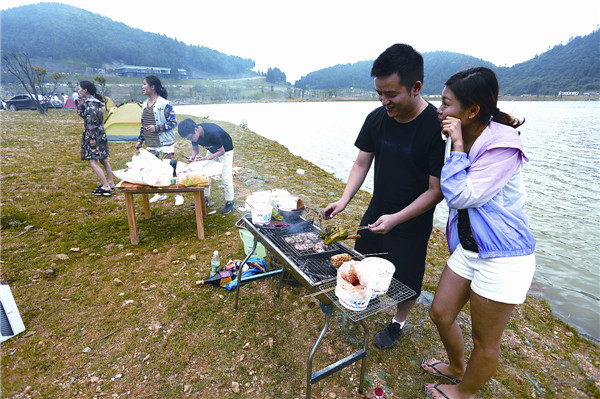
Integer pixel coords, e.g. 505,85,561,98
323,44,445,349
178,118,235,214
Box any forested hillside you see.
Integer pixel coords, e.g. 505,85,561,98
498,29,600,95
0,3,255,78
295,32,599,95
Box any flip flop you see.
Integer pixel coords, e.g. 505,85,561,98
424,383,450,399
421,357,460,384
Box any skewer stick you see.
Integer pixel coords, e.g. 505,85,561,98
303,285,336,298
358,252,389,257
444,137,452,163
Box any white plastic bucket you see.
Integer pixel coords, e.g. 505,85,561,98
239,229,267,258
362,257,395,295
251,204,273,225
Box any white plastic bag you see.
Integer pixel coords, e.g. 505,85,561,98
178,159,224,177
113,149,173,186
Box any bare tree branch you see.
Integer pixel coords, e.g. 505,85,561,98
2,51,65,114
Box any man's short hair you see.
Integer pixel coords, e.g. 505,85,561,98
178,118,197,138
371,43,424,90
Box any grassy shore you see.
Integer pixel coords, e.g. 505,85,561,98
1,110,598,398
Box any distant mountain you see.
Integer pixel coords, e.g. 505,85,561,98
0,2,256,78
294,52,496,95
295,30,600,95
497,29,600,95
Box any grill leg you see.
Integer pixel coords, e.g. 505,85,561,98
233,239,258,310
275,264,286,298
358,319,369,394
306,303,332,399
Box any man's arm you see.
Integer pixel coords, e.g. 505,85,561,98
323,150,374,220
187,143,200,161
193,146,225,161
369,175,443,234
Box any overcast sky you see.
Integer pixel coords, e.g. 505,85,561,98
2,0,599,82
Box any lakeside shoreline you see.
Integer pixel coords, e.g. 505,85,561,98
1,110,598,398
168,94,600,106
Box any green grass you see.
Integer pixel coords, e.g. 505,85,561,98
1,109,598,398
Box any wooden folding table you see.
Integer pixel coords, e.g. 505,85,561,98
116,180,210,244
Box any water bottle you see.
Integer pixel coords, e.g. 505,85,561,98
210,250,220,276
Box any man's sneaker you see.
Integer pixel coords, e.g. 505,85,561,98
373,321,403,349
149,194,167,203
221,201,234,214
92,187,111,196
174,195,184,206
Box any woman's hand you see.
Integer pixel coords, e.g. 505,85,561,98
368,214,397,234
322,200,346,220
135,140,143,150
441,116,464,151
89,139,96,148
144,125,158,133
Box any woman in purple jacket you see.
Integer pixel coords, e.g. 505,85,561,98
422,67,536,399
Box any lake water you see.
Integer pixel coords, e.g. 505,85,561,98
177,101,600,342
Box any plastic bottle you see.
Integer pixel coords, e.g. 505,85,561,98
210,250,220,276
169,158,177,177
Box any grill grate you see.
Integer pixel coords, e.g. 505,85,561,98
321,279,416,321
256,219,361,284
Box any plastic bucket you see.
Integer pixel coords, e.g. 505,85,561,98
251,204,273,225
239,229,267,258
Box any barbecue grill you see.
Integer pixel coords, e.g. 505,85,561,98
234,215,415,398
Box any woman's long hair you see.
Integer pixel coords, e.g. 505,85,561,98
145,75,168,99
445,67,524,128
79,80,104,102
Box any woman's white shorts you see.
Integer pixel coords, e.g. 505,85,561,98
447,244,536,304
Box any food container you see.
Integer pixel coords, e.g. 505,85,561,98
251,204,273,225
335,261,374,311
277,196,305,223
277,207,305,223
361,257,395,295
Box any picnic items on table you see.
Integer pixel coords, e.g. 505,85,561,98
113,148,174,186
113,149,222,187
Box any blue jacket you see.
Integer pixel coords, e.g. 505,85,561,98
442,122,536,259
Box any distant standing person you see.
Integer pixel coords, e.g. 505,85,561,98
322,44,445,349
77,80,115,196
422,67,536,399
135,75,180,204
177,118,235,214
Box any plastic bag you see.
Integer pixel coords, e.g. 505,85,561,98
113,149,173,186
178,160,224,177
221,257,268,290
